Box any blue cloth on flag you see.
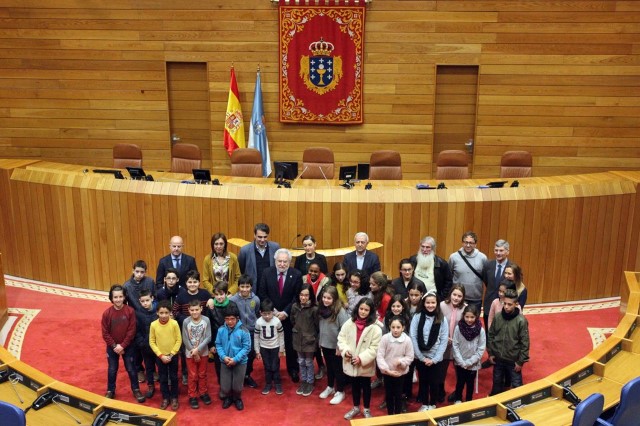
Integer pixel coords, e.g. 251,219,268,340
248,71,272,177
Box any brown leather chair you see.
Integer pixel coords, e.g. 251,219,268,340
230,148,263,177
368,150,402,180
436,150,469,179
170,143,202,173
302,147,335,179
500,150,532,178
113,143,142,169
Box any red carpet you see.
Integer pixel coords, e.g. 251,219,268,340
2,277,620,425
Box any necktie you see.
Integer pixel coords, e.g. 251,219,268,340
175,257,181,269
495,263,502,282
278,273,284,296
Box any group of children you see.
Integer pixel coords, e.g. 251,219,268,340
102,258,529,420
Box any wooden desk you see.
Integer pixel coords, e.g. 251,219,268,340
1,159,639,305
601,350,640,385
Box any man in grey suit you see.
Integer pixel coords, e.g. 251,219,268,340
343,232,381,277
238,223,281,290
482,239,512,327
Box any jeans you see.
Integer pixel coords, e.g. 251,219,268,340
157,356,179,399
297,352,314,384
490,359,522,395
454,365,477,402
260,347,282,385
106,345,139,392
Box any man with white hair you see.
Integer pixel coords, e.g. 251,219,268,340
410,236,452,302
448,231,487,313
257,248,303,383
343,232,381,276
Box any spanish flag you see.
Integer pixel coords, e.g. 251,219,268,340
223,67,245,156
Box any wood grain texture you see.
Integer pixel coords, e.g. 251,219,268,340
0,1,638,178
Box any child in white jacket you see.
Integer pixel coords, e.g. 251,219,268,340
376,315,414,415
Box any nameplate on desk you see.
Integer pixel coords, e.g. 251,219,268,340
434,406,497,425
625,319,637,339
599,342,622,363
52,389,96,413
7,366,42,391
561,365,594,387
102,409,164,426
505,386,552,409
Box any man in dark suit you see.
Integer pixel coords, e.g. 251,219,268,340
257,248,302,383
482,239,511,327
238,223,281,291
343,232,381,277
155,235,198,290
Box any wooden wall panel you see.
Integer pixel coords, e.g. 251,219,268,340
2,164,640,306
0,1,638,178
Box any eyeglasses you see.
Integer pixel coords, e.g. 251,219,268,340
400,268,413,272
463,241,476,245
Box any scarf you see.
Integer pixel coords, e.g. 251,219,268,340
458,318,482,341
355,318,367,344
501,308,520,321
213,298,230,308
417,309,440,352
318,305,332,319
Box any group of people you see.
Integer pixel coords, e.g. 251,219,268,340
101,226,530,420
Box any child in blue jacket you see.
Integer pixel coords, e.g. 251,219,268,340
215,304,251,411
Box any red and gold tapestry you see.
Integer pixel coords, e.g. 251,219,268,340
279,0,365,124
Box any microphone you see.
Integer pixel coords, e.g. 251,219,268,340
289,233,301,249
291,166,308,187
318,165,331,188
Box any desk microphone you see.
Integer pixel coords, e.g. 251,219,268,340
289,233,301,249
318,166,331,188
291,166,308,187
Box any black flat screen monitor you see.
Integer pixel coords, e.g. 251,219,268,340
339,165,357,181
486,181,508,188
126,167,146,180
274,161,298,181
192,169,212,183
93,169,125,179
357,163,370,180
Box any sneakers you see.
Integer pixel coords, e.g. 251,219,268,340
363,408,372,418
144,385,154,399
275,384,284,395
296,383,305,395
170,398,179,410
330,391,345,405
262,385,272,395
378,400,387,409
137,371,145,383
370,377,383,389
344,406,361,420
189,397,199,409
182,374,188,386
418,405,431,412
105,390,115,399
302,382,313,397
160,399,169,410
315,365,326,380
319,386,335,399
200,393,212,405
455,400,462,404
133,390,146,403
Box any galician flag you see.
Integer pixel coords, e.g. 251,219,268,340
248,69,272,177
223,67,245,156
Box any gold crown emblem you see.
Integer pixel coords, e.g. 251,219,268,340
308,37,334,56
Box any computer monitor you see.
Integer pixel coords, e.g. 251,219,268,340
93,169,125,179
126,167,146,180
357,163,370,180
192,169,212,184
339,165,357,181
486,181,508,188
273,161,298,182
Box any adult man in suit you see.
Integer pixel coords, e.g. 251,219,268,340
155,235,198,290
343,232,381,276
257,248,303,383
238,223,281,291
482,239,512,327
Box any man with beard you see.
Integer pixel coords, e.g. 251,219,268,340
257,248,303,383
390,258,425,299
410,236,452,302
482,240,511,328
448,231,487,313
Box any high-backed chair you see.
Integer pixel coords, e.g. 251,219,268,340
572,393,604,426
436,150,469,180
597,376,640,426
302,147,335,179
171,143,202,173
368,150,402,180
231,148,263,177
0,401,26,426
113,143,142,169
500,150,533,178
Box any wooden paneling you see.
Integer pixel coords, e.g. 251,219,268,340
2,161,640,305
0,1,638,178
